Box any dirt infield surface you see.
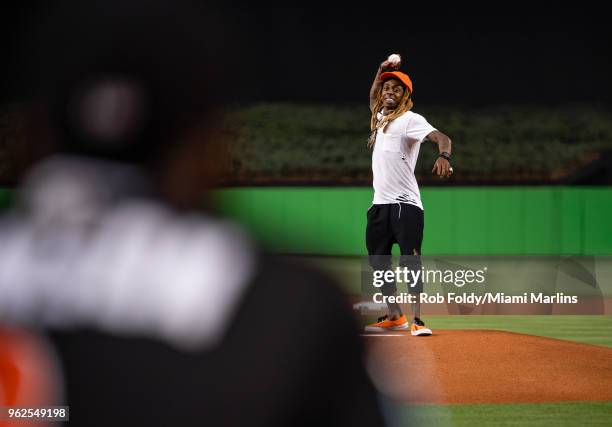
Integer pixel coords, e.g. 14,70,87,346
363,330,612,404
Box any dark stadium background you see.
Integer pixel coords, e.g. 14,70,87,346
2,5,611,105
1,4,611,186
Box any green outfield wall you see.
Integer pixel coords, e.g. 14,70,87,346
214,187,612,256
1,187,611,255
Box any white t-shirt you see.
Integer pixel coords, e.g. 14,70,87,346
371,110,436,210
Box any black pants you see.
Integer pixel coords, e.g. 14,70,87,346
366,203,424,295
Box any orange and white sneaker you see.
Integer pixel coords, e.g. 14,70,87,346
364,314,409,332
410,317,432,336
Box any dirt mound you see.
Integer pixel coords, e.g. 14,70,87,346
363,330,612,404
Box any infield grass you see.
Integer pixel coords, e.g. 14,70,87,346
392,401,612,427
424,315,612,348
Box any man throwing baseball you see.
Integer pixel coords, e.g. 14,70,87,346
365,54,453,335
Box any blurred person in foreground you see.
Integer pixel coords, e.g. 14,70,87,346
0,2,385,426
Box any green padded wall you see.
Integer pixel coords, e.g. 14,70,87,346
214,187,612,255
1,187,610,255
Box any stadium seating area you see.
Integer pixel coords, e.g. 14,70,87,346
2,103,612,185
223,103,612,185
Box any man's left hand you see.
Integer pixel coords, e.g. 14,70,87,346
432,157,453,179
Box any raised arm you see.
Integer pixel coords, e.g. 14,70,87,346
427,130,454,179
369,59,399,114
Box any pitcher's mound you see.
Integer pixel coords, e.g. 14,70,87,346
363,330,612,404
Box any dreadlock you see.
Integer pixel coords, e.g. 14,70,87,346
368,86,414,148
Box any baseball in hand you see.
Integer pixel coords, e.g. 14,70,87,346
387,54,401,66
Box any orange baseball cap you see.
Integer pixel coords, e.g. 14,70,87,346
380,71,413,94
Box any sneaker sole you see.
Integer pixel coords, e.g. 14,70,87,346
411,327,432,336
364,323,409,332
